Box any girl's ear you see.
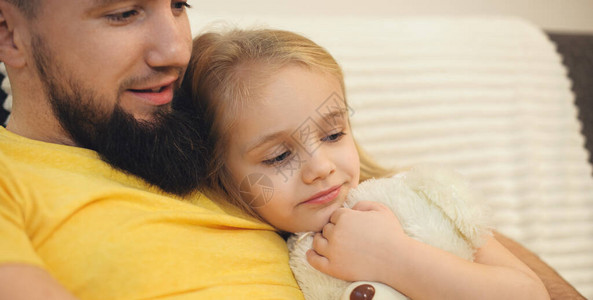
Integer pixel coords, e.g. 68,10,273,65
0,3,27,68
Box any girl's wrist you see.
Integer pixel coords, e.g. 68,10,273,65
375,233,415,285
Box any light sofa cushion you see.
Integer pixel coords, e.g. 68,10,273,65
190,14,593,297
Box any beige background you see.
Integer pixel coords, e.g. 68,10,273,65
191,0,593,33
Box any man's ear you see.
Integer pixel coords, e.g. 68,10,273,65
0,2,26,68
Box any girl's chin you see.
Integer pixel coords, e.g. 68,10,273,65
289,201,345,233
307,207,341,232
289,216,330,233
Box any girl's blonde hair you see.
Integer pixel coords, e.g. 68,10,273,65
182,28,394,219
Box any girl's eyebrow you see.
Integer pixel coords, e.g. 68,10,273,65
245,108,349,155
245,131,288,155
319,108,349,126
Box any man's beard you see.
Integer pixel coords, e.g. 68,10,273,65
31,35,207,196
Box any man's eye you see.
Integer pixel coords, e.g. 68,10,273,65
172,1,192,11
105,10,139,24
321,131,346,143
263,151,292,166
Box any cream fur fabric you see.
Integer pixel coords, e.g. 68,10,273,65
0,64,11,125
287,165,490,299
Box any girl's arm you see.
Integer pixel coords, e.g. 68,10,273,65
307,201,549,300
494,232,586,299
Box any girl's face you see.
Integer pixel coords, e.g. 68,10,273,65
225,65,360,233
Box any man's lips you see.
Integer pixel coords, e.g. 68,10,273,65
126,78,177,106
302,185,342,205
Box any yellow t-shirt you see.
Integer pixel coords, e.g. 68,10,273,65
0,127,303,299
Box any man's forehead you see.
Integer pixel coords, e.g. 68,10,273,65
36,0,154,17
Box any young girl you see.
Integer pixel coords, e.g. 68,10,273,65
181,28,549,299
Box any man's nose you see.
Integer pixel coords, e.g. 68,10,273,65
145,9,192,70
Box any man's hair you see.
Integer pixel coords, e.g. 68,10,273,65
5,0,37,18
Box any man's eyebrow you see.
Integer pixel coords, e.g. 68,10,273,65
93,0,144,4
91,0,121,6
89,0,146,10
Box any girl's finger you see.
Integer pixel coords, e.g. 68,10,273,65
312,232,329,256
322,222,335,239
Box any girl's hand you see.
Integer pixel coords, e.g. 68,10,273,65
306,200,549,299
306,200,409,282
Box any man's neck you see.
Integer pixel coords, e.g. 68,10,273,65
5,109,77,146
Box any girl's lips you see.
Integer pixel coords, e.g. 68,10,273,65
302,185,342,205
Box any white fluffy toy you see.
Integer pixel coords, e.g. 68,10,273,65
287,165,491,300
0,63,13,126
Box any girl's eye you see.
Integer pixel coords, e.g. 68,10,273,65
321,131,346,143
105,9,140,24
263,151,292,166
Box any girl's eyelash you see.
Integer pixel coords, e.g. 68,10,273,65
262,151,292,166
261,132,345,166
321,131,346,142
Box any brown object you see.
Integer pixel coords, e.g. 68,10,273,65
350,284,376,300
